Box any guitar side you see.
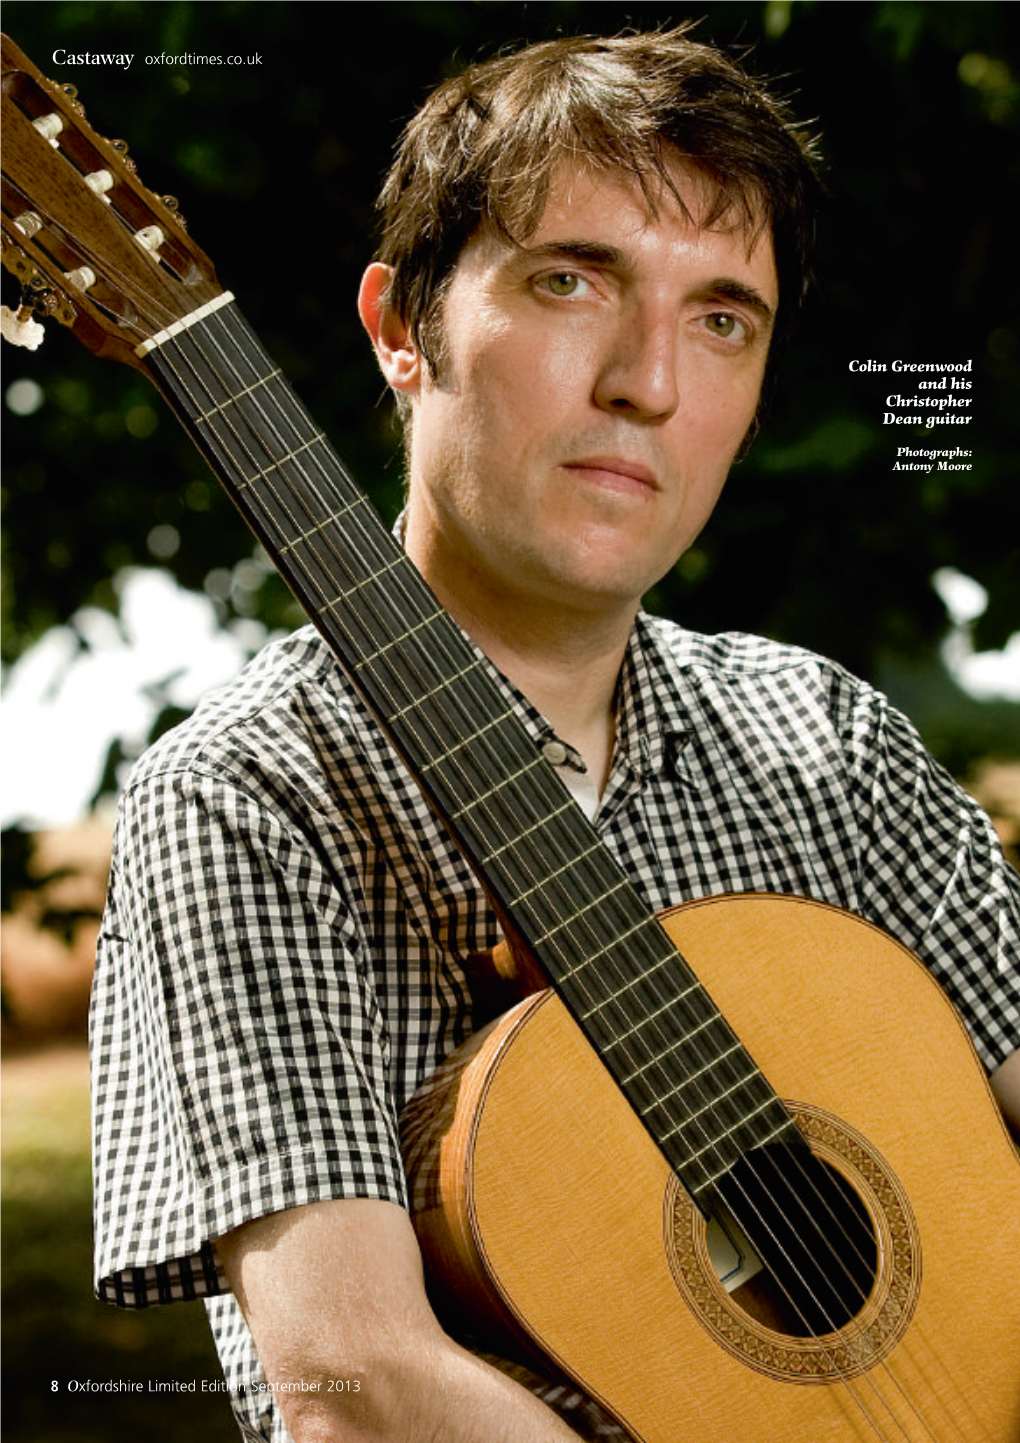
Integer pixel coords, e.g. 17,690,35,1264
400,893,1020,1442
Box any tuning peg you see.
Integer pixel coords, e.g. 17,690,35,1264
13,211,44,239
0,241,79,335
33,112,63,146
84,170,115,203
134,225,165,254
64,265,97,293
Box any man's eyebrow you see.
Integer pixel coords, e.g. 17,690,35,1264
514,239,627,269
695,278,776,330
511,243,776,328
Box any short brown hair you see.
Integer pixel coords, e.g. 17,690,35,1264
376,25,821,379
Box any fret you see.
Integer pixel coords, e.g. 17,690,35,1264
695,1150,754,1195
479,799,580,862
187,414,337,525
310,553,424,643
236,436,343,511
354,606,488,678
192,366,284,423
629,1036,744,1091
420,717,533,782
679,1142,745,1197
678,1101,799,1194
741,1113,796,1154
314,555,407,617
696,1114,797,1195
220,427,330,496
630,1042,753,1126
528,874,634,944
387,656,487,722
501,844,627,913
401,700,542,792
654,1066,764,1133
671,1091,776,1160
579,942,688,1015
462,815,616,914
595,983,712,1049
556,913,663,985
453,800,591,887
141,295,797,1214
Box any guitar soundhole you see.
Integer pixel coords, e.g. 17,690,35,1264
716,1146,878,1337
665,1103,921,1383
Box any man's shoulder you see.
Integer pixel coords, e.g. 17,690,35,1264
637,613,851,683
632,614,874,745
125,625,359,792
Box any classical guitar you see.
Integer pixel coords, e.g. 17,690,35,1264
3,37,1017,1441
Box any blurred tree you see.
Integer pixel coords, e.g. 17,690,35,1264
2,0,1018,788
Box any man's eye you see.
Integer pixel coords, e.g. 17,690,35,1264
704,313,746,341
542,272,587,297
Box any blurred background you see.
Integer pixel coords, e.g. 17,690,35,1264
2,2,1017,1439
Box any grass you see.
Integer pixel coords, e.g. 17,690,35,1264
2,1046,239,1442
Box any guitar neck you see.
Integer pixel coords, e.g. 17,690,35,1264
141,296,798,1207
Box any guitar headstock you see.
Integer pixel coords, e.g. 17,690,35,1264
1,33,223,370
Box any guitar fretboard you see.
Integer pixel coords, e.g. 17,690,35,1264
144,298,798,1207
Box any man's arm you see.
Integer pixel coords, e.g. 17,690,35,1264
216,1197,583,1442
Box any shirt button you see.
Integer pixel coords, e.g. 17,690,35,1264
542,740,568,766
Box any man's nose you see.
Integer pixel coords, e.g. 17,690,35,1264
592,305,681,421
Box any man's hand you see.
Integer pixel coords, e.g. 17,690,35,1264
217,1197,582,1442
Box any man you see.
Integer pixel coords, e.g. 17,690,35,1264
91,27,1020,1443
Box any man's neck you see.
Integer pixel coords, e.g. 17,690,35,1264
414,557,635,793
483,612,631,792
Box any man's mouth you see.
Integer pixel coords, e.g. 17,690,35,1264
562,455,660,495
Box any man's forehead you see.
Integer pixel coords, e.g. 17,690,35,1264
472,155,774,271
462,155,777,295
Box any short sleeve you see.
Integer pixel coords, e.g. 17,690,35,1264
843,682,1020,1071
91,765,408,1308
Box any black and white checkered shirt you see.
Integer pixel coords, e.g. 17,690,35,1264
91,614,1019,1441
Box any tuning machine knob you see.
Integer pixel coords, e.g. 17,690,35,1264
161,194,188,230
59,82,86,119
0,240,77,339
109,139,137,175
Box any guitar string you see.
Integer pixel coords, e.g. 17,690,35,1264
145,303,948,1443
40,178,965,1438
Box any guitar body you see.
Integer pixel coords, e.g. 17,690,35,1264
401,894,1020,1442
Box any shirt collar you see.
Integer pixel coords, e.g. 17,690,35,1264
393,509,689,781
613,612,693,780
490,612,695,786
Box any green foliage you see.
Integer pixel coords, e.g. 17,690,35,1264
2,1,1018,770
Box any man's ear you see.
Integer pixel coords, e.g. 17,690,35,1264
357,263,421,395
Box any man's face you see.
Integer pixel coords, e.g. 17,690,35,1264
401,160,778,626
